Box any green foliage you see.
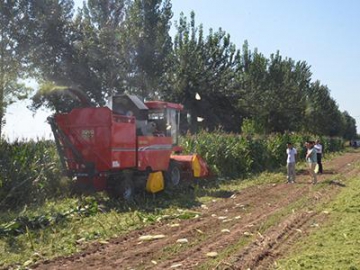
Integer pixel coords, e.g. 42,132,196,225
341,111,357,140
181,130,344,178
29,0,127,112
29,0,173,112
124,0,173,98
236,45,312,134
0,188,217,268
241,118,265,135
0,198,100,237
304,80,345,137
0,140,65,210
2,1,356,138
0,0,33,137
164,11,241,132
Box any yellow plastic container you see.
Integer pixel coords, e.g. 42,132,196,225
146,171,164,193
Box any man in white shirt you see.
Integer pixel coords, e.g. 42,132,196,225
314,139,323,174
286,142,297,183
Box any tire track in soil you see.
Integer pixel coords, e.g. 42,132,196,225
33,182,309,270
154,187,311,269
32,183,306,269
31,152,360,270
222,211,321,270
220,154,360,270
224,191,332,270
149,153,360,269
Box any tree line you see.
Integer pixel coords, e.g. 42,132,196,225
0,0,357,139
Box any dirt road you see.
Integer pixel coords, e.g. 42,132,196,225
32,151,360,270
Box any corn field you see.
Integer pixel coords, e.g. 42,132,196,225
0,140,66,210
181,130,344,177
0,133,344,210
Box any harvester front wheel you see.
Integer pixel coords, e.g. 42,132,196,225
165,161,181,187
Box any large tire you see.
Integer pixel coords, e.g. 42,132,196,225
107,172,134,200
120,179,133,201
165,161,181,188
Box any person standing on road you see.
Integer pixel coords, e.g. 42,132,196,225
306,141,318,184
314,139,323,174
286,142,297,183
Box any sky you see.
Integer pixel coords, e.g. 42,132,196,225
3,0,360,140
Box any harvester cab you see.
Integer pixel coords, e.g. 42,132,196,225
109,95,181,145
48,93,209,199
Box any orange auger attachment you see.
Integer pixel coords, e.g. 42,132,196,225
191,154,209,177
170,154,210,179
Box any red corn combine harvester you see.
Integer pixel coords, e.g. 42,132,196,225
48,92,209,199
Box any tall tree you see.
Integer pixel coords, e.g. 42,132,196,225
235,43,269,133
31,0,173,112
341,111,357,140
236,45,311,134
263,53,309,133
25,0,83,112
15,0,353,139
305,81,344,136
69,0,128,102
166,11,240,132
123,0,173,99
0,0,31,138
29,0,132,112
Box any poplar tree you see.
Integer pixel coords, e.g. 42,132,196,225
123,0,173,99
0,0,31,138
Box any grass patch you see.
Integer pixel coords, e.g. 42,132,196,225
274,172,360,269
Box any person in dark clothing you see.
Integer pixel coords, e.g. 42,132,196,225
314,139,323,174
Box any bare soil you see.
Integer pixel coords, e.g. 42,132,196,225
32,151,360,270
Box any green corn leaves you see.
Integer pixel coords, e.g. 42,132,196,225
0,134,344,210
0,140,63,210
180,131,344,179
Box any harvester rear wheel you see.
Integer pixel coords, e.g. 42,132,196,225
107,171,134,200
165,161,181,187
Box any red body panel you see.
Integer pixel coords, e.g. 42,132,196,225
111,114,136,169
55,108,110,172
137,136,173,171
55,107,173,174
55,107,136,173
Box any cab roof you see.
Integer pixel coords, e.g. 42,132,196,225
145,101,183,110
